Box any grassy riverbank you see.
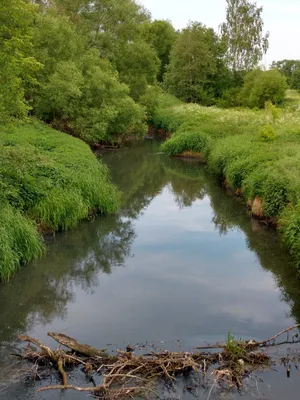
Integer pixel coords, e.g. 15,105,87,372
154,92,300,265
0,120,119,281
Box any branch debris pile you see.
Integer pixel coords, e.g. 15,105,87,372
15,325,300,399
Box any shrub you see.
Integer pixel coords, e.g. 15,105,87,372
258,124,277,141
240,69,287,108
161,131,212,157
265,101,281,122
138,85,163,122
34,51,147,144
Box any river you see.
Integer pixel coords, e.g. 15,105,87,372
1,141,300,399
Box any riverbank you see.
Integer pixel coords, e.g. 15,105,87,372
153,92,300,265
0,120,119,281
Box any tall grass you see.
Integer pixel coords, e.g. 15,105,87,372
0,206,44,281
0,120,119,280
155,92,300,267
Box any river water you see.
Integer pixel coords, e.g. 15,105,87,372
1,141,300,399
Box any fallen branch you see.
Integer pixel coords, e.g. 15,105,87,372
48,332,110,359
16,327,300,399
37,383,103,393
57,359,68,386
258,324,300,346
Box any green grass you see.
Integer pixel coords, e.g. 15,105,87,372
154,91,300,266
0,120,119,280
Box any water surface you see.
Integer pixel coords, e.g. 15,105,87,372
1,141,300,399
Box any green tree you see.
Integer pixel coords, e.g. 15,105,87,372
141,20,177,81
35,49,147,143
290,68,300,90
115,41,160,101
34,61,83,122
221,0,269,71
240,69,287,108
53,0,158,100
69,0,150,57
164,22,226,104
271,60,300,87
0,0,41,121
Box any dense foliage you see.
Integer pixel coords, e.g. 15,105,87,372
239,69,287,108
271,60,300,87
0,0,41,121
164,22,229,104
0,0,291,119
0,121,119,280
0,0,171,143
141,20,177,82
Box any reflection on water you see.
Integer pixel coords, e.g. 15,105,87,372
1,141,300,399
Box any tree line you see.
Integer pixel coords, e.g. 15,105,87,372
0,0,298,144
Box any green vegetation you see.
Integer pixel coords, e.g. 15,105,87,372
225,331,247,361
0,0,172,144
239,69,287,108
1,0,300,280
271,60,300,88
0,121,119,280
0,0,41,121
155,91,300,265
164,0,271,106
220,0,269,71
0,0,275,129
164,22,227,104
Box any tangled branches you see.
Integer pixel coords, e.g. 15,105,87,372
15,325,300,399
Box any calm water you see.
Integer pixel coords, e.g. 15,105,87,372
1,141,300,399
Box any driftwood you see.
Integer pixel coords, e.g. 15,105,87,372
48,332,110,359
16,325,300,399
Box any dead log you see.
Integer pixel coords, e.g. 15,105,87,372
48,332,110,359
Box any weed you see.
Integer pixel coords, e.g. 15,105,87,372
225,331,247,361
258,124,277,141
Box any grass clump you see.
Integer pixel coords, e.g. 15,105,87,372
225,331,247,361
160,131,212,157
0,206,44,281
154,91,300,266
0,120,119,280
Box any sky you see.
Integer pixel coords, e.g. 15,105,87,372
139,0,299,66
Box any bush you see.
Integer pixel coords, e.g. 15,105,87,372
138,85,163,122
161,131,212,156
240,69,287,108
35,52,147,144
258,124,277,141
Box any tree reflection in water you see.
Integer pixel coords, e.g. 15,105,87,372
0,140,300,345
